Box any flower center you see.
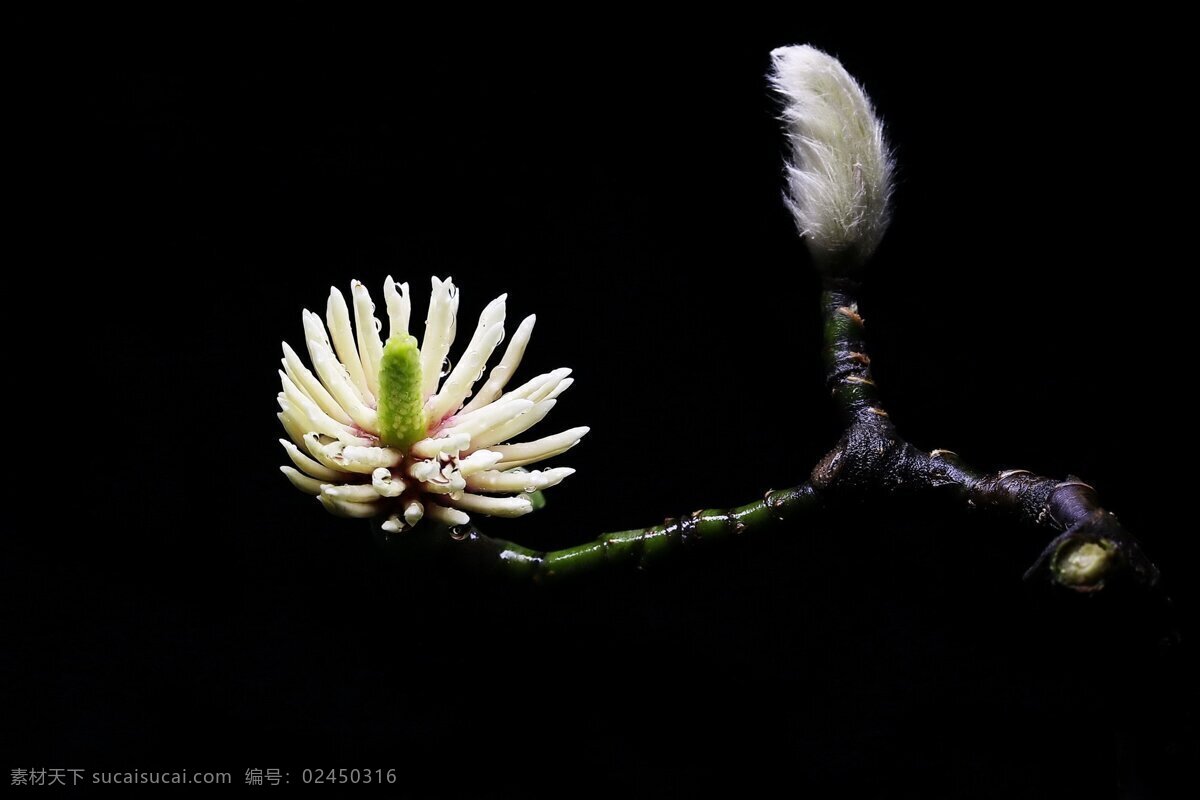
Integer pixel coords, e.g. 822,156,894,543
376,333,426,450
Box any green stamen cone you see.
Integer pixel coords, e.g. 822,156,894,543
377,334,426,450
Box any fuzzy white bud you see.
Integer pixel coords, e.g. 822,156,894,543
770,45,895,272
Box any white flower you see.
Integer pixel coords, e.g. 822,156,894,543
770,45,895,270
278,277,588,532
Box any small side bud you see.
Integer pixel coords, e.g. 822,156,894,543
1053,539,1114,589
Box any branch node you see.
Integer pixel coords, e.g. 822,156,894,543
836,305,864,324
999,469,1033,479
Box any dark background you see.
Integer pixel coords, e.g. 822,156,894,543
9,23,1198,796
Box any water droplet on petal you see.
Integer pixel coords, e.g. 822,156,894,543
524,485,537,493
374,318,383,332
497,327,506,345
450,525,468,540
440,357,452,377
475,367,486,382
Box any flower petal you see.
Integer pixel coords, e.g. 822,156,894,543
443,492,533,518
318,494,382,519
404,499,425,528
280,466,324,495
424,504,470,527
277,398,325,444
302,310,379,433
424,294,506,424
303,434,353,473
491,426,589,470
439,398,533,443
470,399,558,450
410,432,471,460
279,438,346,482
282,341,352,425
279,371,371,445
500,367,571,404
465,467,575,493
337,444,404,473
419,276,459,400
321,483,382,503
304,434,401,475
455,449,504,476
383,276,411,340
460,314,536,414
541,377,574,401
352,281,384,397
371,467,406,497
528,373,573,403
327,286,375,405
408,459,466,495
277,411,308,449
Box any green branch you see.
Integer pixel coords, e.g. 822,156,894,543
389,282,1161,598
812,283,1159,593
393,485,819,583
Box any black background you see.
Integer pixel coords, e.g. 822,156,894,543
9,22,1198,797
